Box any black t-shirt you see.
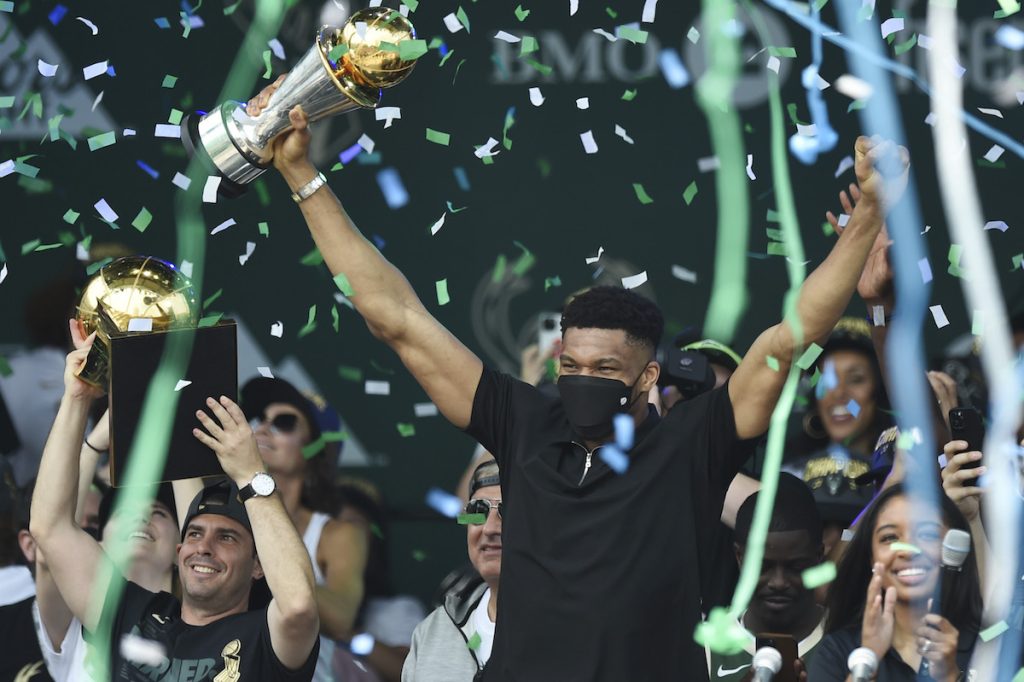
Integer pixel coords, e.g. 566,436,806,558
808,625,976,681
0,597,55,682
466,368,758,682
96,580,318,681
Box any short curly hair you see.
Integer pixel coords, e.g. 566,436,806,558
560,286,664,352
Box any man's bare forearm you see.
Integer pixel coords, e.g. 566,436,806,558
32,396,92,537
282,162,423,343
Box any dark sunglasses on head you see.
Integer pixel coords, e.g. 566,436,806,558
248,412,299,434
464,498,503,521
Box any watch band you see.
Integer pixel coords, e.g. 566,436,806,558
238,472,274,502
291,171,327,204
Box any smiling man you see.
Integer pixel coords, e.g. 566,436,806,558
251,73,908,680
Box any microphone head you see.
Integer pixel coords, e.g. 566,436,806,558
752,646,782,674
848,647,878,673
941,529,971,569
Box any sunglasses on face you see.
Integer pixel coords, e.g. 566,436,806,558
248,412,299,434
464,498,503,522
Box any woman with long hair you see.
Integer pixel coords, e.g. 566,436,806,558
808,484,982,681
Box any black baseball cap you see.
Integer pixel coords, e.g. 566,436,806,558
97,482,177,537
180,479,252,541
240,377,322,444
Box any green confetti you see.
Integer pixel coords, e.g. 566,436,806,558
995,6,1021,18
1012,667,1024,682
131,207,153,232
161,74,178,88
425,128,451,146
544,275,561,291
502,108,515,150
0,96,14,108
223,0,242,14
87,131,116,151
197,312,224,328
331,305,339,333
452,58,467,84
621,89,637,101
1012,253,1023,271
396,422,416,437
822,221,835,236
446,201,468,213
511,241,535,276
333,272,354,296
300,247,323,266
168,108,183,125
694,606,749,655
435,279,450,306
369,360,395,375
63,209,80,224
328,44,349,62
605,6,618,18
683,181,698,205
20,239,41,255
302,436,326,459
322,430,347,443
514,5,529,20
491,254,507,283
768,46,797,58
979,620,1009,642
297,304,317,338
455,6,471,32
632,183,654,205
801,561,836,589
377,41,399,53
847,99,867,113
262,50,272,78
258,221,269,237
767,242,788,256
338,366,363,382
766,228,784,242
617,27,648,44
766,208,781,223
34,243,63,252
404,0,418,9
795,342,823,370
439,49,456,67
893,34,917,55
47,113,63,142
202,288,223,309
890,542,921,555
766,355,780,372
813,0,829,9
0,356,11,378
398,39,428,60
520,35,538,55
466,632,482,650
971,310,983,336
411,549,427,562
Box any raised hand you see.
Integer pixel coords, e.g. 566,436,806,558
861,562,897,660
193,396,266,484
941,440,984,522
62,322,105,403
914,614,960,682
854,135,910,210
245,74,312,173
826,183,894,305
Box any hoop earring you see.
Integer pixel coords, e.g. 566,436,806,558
803,411,828,440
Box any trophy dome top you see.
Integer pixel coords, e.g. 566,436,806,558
322,7,417,90
77,255,200,337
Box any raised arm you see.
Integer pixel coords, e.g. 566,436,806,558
314,517,369,641
249,80,482,429
728,136,908,439
194,395,319,670
29,333,117,633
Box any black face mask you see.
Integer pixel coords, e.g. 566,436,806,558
557,371,645,441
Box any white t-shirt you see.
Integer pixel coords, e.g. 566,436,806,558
0,565,35,606
33,602,91,681
468,588,496,666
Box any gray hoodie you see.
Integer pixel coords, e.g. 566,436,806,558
402,573,489,682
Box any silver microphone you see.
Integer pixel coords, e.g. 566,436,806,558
848,647,878,682
751,646,782,682
941,528,971,571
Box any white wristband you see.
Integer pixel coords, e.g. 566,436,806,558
291,172,327,203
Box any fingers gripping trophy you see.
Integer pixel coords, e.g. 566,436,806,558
182,7,418,199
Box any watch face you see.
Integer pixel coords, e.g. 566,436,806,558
251,473,275,496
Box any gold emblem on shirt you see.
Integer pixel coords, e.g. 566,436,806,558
214,639,242,682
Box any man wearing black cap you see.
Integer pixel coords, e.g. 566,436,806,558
30,339,320,680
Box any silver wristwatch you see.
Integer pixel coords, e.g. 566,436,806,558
290,172,327,203
238,472,276,502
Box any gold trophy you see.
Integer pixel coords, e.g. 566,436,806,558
76,256,200,389
182,7,418,199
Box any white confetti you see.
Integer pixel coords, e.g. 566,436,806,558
1017,91,1024,105
880,17,904,39
414,402,439,417
37,59,59,77
687,26,700,44
569,0,579,15
816,73,830,90
271,322,283,338
239,241,256,265
91,90,104,112
443,12,463,33
621,271,648,289
767,56,780,74
921,225,932,234
977,107,1003,119
872,305,886,327
120,634,167,667
257,366,274,378
593,29,617,42
697,155,720,172
123,129,136,136
746,154,756,180
796,123,817,137
76,242,89,261
155,124,181,138
586,246,604,265
350,633,375,656
929,305,950,329
268,38,285,60
210,218,237,235
918,34,933,50
918,258,933,283
94,198,118,223
202,176,222,203
474,137,501,158
174,380,192,392
924,112,937,126
355,22,368,40
580,130,598,154
172,172,191,190
576,97,590,110
614,124,634,144
127,318,154,332
671,265,697,283
0,160,14,177
834,155,854,178
494,30,520,43
834,74,873,100
529,87,545,106
76,16,99,35
357,133,375,154
658,48,690,88
0,264,7,285
375,106,401,128
642,0,659,22
82,60,108,80
983,221,1008,232
838,213,850,227
994,25,1024,51
429,212,446,235
983,145,1005,163
365,380,391,396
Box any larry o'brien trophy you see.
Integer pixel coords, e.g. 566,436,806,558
182,7,418,199
77,256,238,485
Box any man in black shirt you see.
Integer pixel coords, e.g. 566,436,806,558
30,332,321,681
250,77,907,680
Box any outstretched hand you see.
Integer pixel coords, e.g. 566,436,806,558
193,395,265,484
861,562,897,661
826,182,894,305
245,73,312,173
63,320,105,402
854,135,910,210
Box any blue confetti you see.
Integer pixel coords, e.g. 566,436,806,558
339,143,362,165
376,167,409,209
48,4,68,25
136,160,160,179
350,633,375,656
600,445,629,474
106,64,116,77
846,399,861,418
371,234,386,250
453,166,470,191
426,487,462,518
614,413,634,450
154,16,171,29
816,358,838,399
356,151,382,165
438,42,450,57
657,48,690,89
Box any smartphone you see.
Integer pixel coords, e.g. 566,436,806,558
537,312,562,356
754,634,799,682
948,407,985,472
